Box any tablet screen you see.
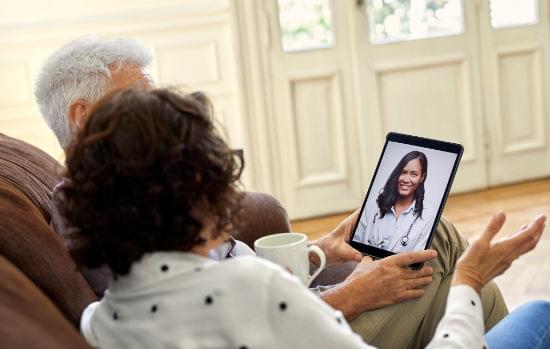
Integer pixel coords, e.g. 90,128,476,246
350,133,462,257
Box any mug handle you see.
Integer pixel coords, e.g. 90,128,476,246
306,245,326,287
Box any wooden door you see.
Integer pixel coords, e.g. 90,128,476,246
479,0,550,185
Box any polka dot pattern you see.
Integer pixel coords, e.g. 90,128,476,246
86,253,491,348
279,302,287,311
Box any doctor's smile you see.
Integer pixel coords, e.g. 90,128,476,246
397,159,424,197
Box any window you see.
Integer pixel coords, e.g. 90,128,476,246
490,0,538,28
277,0,334,52
367,0,464,44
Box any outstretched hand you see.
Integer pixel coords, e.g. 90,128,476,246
452,212,546,293
310,209,363,266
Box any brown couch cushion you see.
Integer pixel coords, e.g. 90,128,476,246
235,191,292,247
0,133,60,221
0,254,91,348
0,182,97,325
0,134,96,325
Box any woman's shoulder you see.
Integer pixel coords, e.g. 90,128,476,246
220,256,287,285
223,255,276,268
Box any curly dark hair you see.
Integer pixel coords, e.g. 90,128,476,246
377,151,427,219
58,88,244,275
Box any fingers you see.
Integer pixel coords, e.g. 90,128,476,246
342,209,360,226
339,245,363,263
350,208,361,221
502,214,546,254
509,214,546,238
405,275,433,290
343,209,362,241
392,249,437,267
479,212,506,244
512,225,545,256
401,289,425,301
358,256,374,266
404,265,433,279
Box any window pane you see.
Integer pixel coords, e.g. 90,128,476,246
277,0,334,52
490,0,538,28
367,0,464,44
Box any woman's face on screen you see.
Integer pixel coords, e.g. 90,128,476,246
397,158,424,198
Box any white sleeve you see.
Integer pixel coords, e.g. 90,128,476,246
266,268,373,349
426,285,487,349
80,301,100,348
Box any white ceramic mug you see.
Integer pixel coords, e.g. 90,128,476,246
254,233,326,287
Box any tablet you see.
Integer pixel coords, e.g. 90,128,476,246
349,132,463,265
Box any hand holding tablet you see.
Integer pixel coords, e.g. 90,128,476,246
350,132,463,268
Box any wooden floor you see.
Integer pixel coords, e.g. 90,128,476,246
291,178,550,310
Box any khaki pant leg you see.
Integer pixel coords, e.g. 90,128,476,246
350,216,508,349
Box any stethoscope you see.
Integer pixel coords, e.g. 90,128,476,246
372,212,420,246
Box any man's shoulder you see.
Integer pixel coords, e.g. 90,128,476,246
232,239,256,256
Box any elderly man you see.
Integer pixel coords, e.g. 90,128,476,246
35,36,507,349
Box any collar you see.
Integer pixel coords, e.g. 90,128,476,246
391,200,417,216
208,237,237,260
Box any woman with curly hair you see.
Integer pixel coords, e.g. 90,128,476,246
58,88,369,348
58,88,549,349
354,151,436,253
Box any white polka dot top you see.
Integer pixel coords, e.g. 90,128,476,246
80,252,487,348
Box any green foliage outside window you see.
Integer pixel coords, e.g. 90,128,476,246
278,0,333,52
367,0,463,44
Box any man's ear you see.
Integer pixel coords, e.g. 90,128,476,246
68,99,90,130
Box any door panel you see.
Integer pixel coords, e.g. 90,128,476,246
376,57,478,164
290,71,347,187
358,0,488,192
480,0,550,185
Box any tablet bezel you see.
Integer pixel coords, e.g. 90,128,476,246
349,132,463,264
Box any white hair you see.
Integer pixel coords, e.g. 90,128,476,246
34,36,153,148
